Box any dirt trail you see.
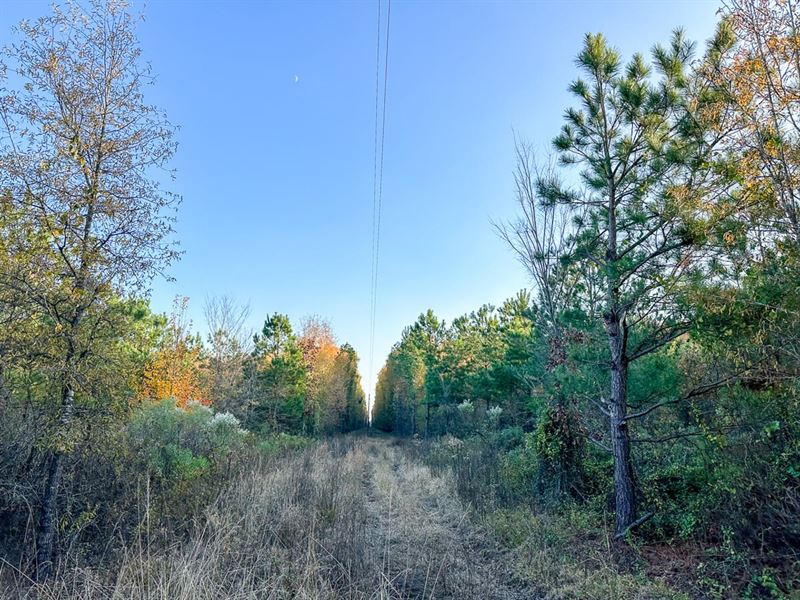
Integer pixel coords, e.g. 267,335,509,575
359,437,534,600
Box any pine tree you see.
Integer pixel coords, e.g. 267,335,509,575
542,32,715,536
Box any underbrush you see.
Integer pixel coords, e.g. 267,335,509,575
487,506,689,600
414,429,799,599
1,437,374,599
0,399,325,596
257,431,314,455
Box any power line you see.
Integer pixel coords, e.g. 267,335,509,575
367,0,381,418
367,0,391,419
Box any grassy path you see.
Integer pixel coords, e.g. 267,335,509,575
362,437,533,599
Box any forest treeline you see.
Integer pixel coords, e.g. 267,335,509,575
142,297,366,437
373,0,800,594
0,0,365,584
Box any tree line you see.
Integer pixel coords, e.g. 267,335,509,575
373,0,800,584
0,0,365,581
144,297,366,436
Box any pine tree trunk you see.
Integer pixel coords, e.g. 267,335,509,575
606,313,636,537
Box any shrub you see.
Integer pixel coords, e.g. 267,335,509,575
128,400,246,479
124,399,248,530
500,432,539,498
257,432,313,456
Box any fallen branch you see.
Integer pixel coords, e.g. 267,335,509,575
614,511,655,539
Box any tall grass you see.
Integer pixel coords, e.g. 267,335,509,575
3,435,539,599
2,439,375,599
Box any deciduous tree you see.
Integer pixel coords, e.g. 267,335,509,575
0,0,178,577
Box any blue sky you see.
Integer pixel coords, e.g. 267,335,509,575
2,0,720,401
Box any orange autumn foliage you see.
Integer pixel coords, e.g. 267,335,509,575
710,0,800,244
143,342,207,407
142,297,208,406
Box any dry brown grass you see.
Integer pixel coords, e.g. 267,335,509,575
364,439,530,599
0,436,534,600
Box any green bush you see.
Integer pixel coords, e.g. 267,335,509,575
128,400,247,479
125,400,248,523
500,432,539,498
257,432,313,456
495,425,525,450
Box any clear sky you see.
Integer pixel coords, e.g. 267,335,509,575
2,0,720,402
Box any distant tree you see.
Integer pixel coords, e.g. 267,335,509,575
203,295,251,410
297,316,339,433
410,310,446,435
336,343,367,431
373,320,428,436
143,297,206,406
249,313,307,433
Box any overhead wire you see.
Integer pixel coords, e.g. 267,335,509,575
367,0,391,421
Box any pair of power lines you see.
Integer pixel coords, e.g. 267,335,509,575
367,0,391,418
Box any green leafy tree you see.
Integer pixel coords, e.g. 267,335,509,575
336,343,367,432
0,0,179,576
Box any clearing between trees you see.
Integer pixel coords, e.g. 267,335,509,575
5,435,532,599
2,1,800,596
